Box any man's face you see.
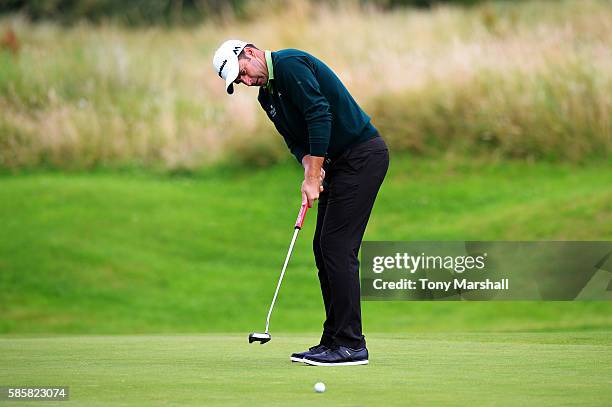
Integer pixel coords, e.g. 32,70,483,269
234,49,268,87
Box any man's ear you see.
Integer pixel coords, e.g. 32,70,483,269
244,47,256,57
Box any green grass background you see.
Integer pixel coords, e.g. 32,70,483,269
1,156,611,335
1,333,610,406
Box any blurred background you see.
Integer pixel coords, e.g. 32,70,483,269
0,0,610,335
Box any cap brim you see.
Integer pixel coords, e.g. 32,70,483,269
224,63,239,95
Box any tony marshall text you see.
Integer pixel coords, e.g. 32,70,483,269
372,278,509,291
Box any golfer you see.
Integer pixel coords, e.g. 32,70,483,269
213,40,389,366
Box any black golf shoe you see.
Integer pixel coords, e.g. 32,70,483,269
302,345,369,366
290,344,328,363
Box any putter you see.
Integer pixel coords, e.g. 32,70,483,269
249,201,309,344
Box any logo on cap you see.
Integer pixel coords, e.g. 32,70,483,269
218,60,227,78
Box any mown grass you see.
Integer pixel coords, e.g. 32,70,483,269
1,333,610,406
1,156,610,334
0,0,611,170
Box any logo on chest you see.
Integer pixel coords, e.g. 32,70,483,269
268,104,277,118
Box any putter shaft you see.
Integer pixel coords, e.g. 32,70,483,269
264,227,301,333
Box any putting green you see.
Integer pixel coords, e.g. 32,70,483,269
1,332,610,406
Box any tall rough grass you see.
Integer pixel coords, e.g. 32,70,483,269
0,0,610,171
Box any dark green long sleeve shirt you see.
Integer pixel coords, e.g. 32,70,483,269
258,49,378,163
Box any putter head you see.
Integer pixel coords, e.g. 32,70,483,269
249,332,271,344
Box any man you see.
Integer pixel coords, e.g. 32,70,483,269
213,40,389,366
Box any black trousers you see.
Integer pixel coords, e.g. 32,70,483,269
314,136,389,349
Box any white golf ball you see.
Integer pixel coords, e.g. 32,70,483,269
314,382,326,393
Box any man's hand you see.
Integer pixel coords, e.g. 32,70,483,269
301,178,320,208
301,155,325,207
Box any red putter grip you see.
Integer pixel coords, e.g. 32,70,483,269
294,202,309,230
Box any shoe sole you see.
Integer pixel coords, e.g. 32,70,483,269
290,356,304,363
301,358,369,366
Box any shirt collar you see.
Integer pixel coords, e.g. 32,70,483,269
265,50,274,92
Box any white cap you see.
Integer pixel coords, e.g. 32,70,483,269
212,39,248,95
